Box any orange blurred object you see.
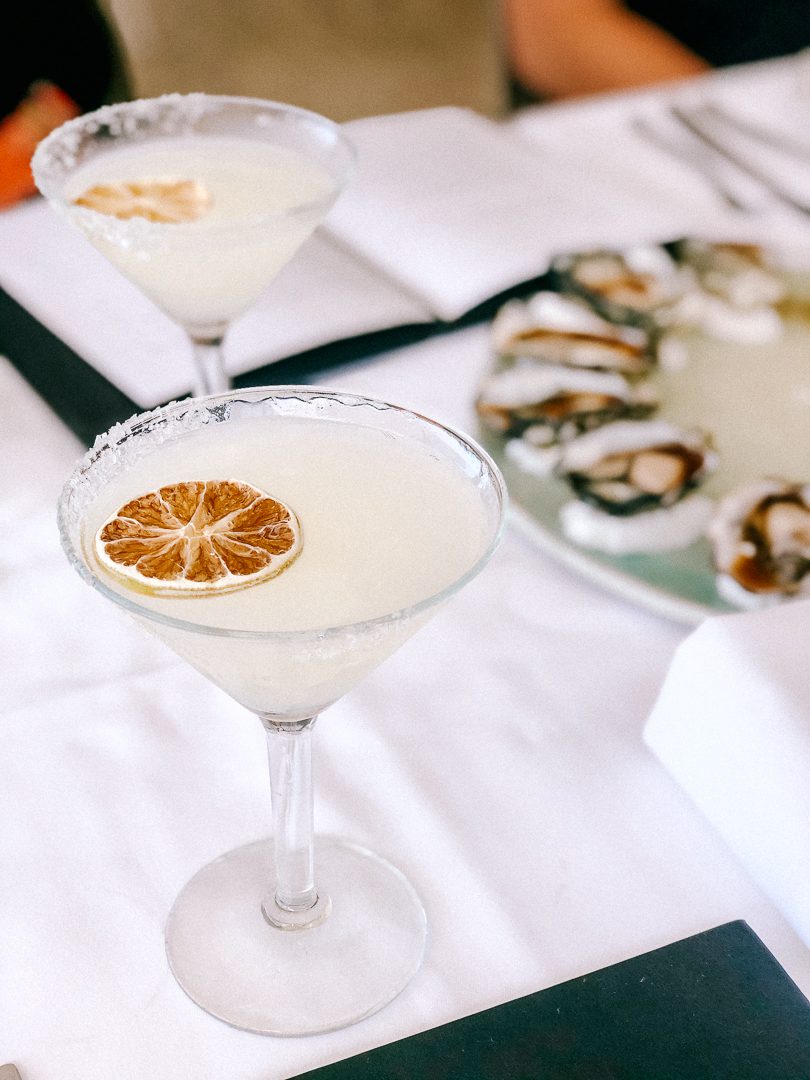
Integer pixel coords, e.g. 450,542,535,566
0,81,79,208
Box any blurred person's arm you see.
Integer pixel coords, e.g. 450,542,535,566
0,83,80,208
0,0,128,208
503,0,711,101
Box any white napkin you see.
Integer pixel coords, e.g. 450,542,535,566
644,599,810,947
0,201,432,408
509,58,810,252
331,104,734,322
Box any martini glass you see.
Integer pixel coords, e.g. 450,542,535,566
57,386,506,1035
32,94,354,397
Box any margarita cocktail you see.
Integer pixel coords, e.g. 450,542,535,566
79,397,495,718
32,95,354,396
58,387,506,1035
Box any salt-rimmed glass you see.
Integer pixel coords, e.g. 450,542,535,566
57,386,507,1035
32,94,355,397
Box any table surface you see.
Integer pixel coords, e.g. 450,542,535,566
3,58,810,1080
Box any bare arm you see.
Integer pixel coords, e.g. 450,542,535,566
503,0,711,100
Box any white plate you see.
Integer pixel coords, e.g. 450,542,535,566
482,297,810,626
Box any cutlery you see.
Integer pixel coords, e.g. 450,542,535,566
669,104,810,216
631,115,752,211
700,101,810,162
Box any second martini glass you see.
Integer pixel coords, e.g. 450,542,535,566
32,94,355,397
57,387,506,1035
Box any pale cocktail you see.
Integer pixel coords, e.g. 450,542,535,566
64,136,336,331
59,387,506,1035
80,402,494,719
33,95,354,396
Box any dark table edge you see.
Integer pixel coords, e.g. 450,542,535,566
0,274,550,447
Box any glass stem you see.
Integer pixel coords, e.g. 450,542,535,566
260,716,331,930
189,332,230,397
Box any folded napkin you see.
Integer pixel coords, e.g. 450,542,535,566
0,201,431,408
644,599,810,947
332,104,736,322
510,57,810,252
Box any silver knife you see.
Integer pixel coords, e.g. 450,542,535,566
631,115,752,211
701,102,810,162
669,104,810,216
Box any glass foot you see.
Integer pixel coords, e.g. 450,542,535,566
165,836,427,1035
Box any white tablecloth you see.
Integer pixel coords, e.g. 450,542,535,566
4,56,810,408
3,57,810,1080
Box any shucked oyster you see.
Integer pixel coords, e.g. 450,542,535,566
476,365,658,444
672,240,786,309
556,420,718,515
668,239,785,344
708,479,810,605
550,245,693,329
491,291,656,377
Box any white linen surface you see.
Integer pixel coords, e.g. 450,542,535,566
3,333,810,1080
0,204,431,408
330,58,810,318
510,55,810,241
645,599,810,948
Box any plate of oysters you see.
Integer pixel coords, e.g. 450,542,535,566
475,240,810,624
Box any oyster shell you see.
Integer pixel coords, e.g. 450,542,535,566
560,493,715,554
476,365,658,443
668,239,785,344
491,291,656,377
672,240,786,309
708,479,810,603
550,245,694,329
556,420,718,516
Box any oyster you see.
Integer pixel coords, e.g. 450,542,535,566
550,245,693,329
556,420,718,515
491,291,656,377
672,240,786,309
708,479,810,604
669,239,785,344
476,365,658,444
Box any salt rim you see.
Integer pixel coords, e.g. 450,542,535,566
31,93,352,249
59,395,215,574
